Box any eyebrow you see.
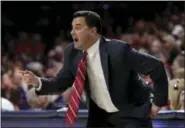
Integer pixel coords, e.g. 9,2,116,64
72,23,82,27
76,24,82,26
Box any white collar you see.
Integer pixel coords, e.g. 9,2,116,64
86,38,100,57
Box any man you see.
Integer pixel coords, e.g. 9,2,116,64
20,11,168,128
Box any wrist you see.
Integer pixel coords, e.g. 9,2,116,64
34,77,40,88
35,77,42,91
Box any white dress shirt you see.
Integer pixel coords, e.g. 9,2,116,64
86,38,118,112
36,39,118,113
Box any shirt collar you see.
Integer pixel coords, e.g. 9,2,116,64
86,38,100,57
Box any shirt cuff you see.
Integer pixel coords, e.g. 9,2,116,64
35,77,42,91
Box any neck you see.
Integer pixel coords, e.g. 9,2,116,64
83,35,100,51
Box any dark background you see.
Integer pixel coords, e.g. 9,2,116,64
2,1,184,43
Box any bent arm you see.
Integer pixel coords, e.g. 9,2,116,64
124,43,168,107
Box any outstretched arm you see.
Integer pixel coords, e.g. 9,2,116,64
36,44,74,95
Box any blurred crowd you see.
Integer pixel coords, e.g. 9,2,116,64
1,2,184,111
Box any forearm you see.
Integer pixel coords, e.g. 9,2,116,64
35,77,73,95
151,62,168,107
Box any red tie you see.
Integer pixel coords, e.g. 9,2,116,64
65,51,88,125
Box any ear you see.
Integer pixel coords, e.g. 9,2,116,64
91,27,97,34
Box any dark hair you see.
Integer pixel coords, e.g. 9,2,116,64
73,10,102,34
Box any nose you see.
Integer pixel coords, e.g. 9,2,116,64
71,29,75,36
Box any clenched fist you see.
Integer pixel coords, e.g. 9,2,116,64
19,70,40,88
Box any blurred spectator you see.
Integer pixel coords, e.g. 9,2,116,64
168,79,184,110
174,68,184,79
10,70,29,110
171,54,184,78
1,97,15,111
26,87,59,110
149,39,164,59
179,90,184,110
1,72,14,99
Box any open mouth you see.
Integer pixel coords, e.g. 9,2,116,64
73,38,78,42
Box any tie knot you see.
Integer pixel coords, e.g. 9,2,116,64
81,51,87,63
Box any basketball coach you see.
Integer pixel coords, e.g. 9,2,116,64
20,10,168,128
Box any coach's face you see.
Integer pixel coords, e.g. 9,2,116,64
71,17,94,50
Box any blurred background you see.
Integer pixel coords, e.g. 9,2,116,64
1,1,184,112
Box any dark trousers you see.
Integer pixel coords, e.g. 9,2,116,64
86,100,153,128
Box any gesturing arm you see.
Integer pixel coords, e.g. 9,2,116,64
36,44,74,95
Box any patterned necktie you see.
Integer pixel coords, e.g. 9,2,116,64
65,51,88,125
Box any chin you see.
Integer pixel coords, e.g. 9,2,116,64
74,43,81,50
